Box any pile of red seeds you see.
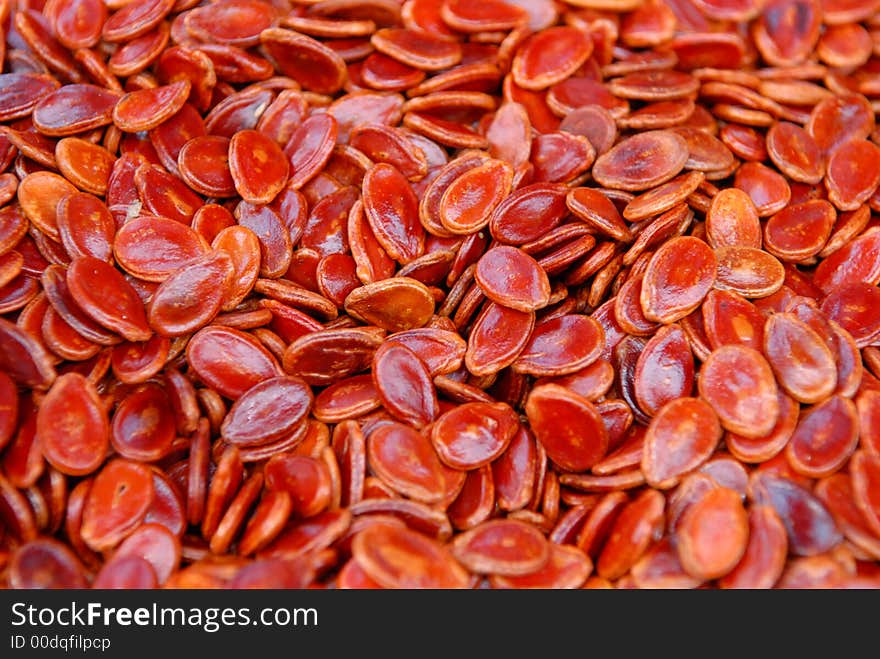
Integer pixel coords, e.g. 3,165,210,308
1,0,880,589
